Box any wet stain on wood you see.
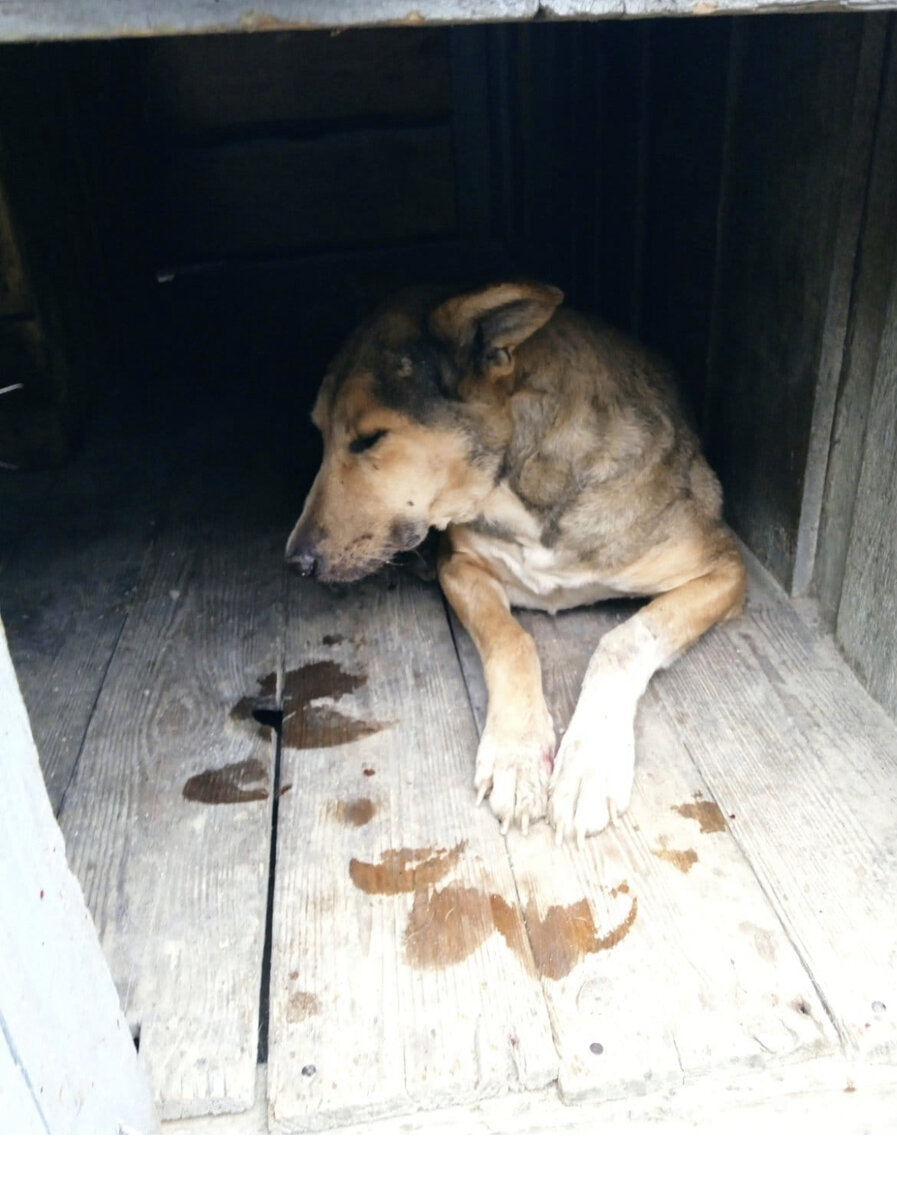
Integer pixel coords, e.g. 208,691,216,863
284,661,361,705
653,846,699,873
523,893,639,980
183,757,268,804
231,661,390,749
286,991,320,1023
284,706,387,749
674,799,727,833
336,797,378,826
349,842,466,895
228,694,273,740
405,885,494,970
740,921,777,964
489,893,536,974
281,661,391,750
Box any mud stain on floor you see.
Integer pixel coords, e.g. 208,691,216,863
335,797,378,826
231,661,390,750
523,893,639,980
286,991,320,1023
228,694,273,740
183,757,269,804
404,885,495,970
349,842,466,895
489,893,536,974
653,846,699,873
281,661,391,750
674,799,727,833
284,706,387,749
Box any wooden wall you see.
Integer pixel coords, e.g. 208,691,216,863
814,27,897,721
0,46,104,467
142,29,457,264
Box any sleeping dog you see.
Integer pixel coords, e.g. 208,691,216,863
285,282,745,845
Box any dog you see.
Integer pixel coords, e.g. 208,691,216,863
285,282,746,845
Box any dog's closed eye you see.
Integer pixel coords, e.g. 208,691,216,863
349,430,387,455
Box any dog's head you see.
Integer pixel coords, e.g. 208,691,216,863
285,281,563,582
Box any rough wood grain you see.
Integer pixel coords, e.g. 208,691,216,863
142,27,451,136
0,0,893,43
268,573,557,1133
836,245,897,721
0,395,163,812
815,32,897,623
0,616,155,1134
705,16,871,589
160,127,456,262
791,15,888,595
163,1058,897,1133
57,503,282,1119
654,574,897,1070
452,602,838,1103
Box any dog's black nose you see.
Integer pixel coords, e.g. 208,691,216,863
285,525,323,577
286,547,318,577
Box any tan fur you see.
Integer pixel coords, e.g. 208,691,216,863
286,282,746,841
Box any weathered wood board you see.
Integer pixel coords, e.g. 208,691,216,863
0,1,892,44
0,615,155,1134
452,602,839,1104
268,573,557,1132
836,247,897,721
160,127,457,262
815,29,897,626
164,1058,897,1133
0,398,160,811
142,27,452,135
57,508,282,1119
655,566,897,1071
791,16,887,594
705,16,873,589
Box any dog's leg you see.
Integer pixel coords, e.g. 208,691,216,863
550,540,746,846
439,549,555,834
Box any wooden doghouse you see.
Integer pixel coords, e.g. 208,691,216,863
2,1,897,1134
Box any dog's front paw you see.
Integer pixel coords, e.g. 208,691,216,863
475,709,555,835
549,698,636,847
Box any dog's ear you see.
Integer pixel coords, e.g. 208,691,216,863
429,282,563,375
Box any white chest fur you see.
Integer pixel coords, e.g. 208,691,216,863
452,483,627,614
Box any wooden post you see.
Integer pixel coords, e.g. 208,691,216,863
0,614,156,1134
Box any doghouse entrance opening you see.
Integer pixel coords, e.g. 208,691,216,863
2,11,897,1132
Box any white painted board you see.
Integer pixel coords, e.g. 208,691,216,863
0,615,155,1134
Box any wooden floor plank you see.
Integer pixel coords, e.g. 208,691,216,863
0,394,163,811
268,573,557,1133
655,573,897,1070
453,603,840,1103
57,507,283,1119
162,1058,897,1134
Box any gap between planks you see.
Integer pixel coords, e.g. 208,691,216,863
266,572,557,1133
